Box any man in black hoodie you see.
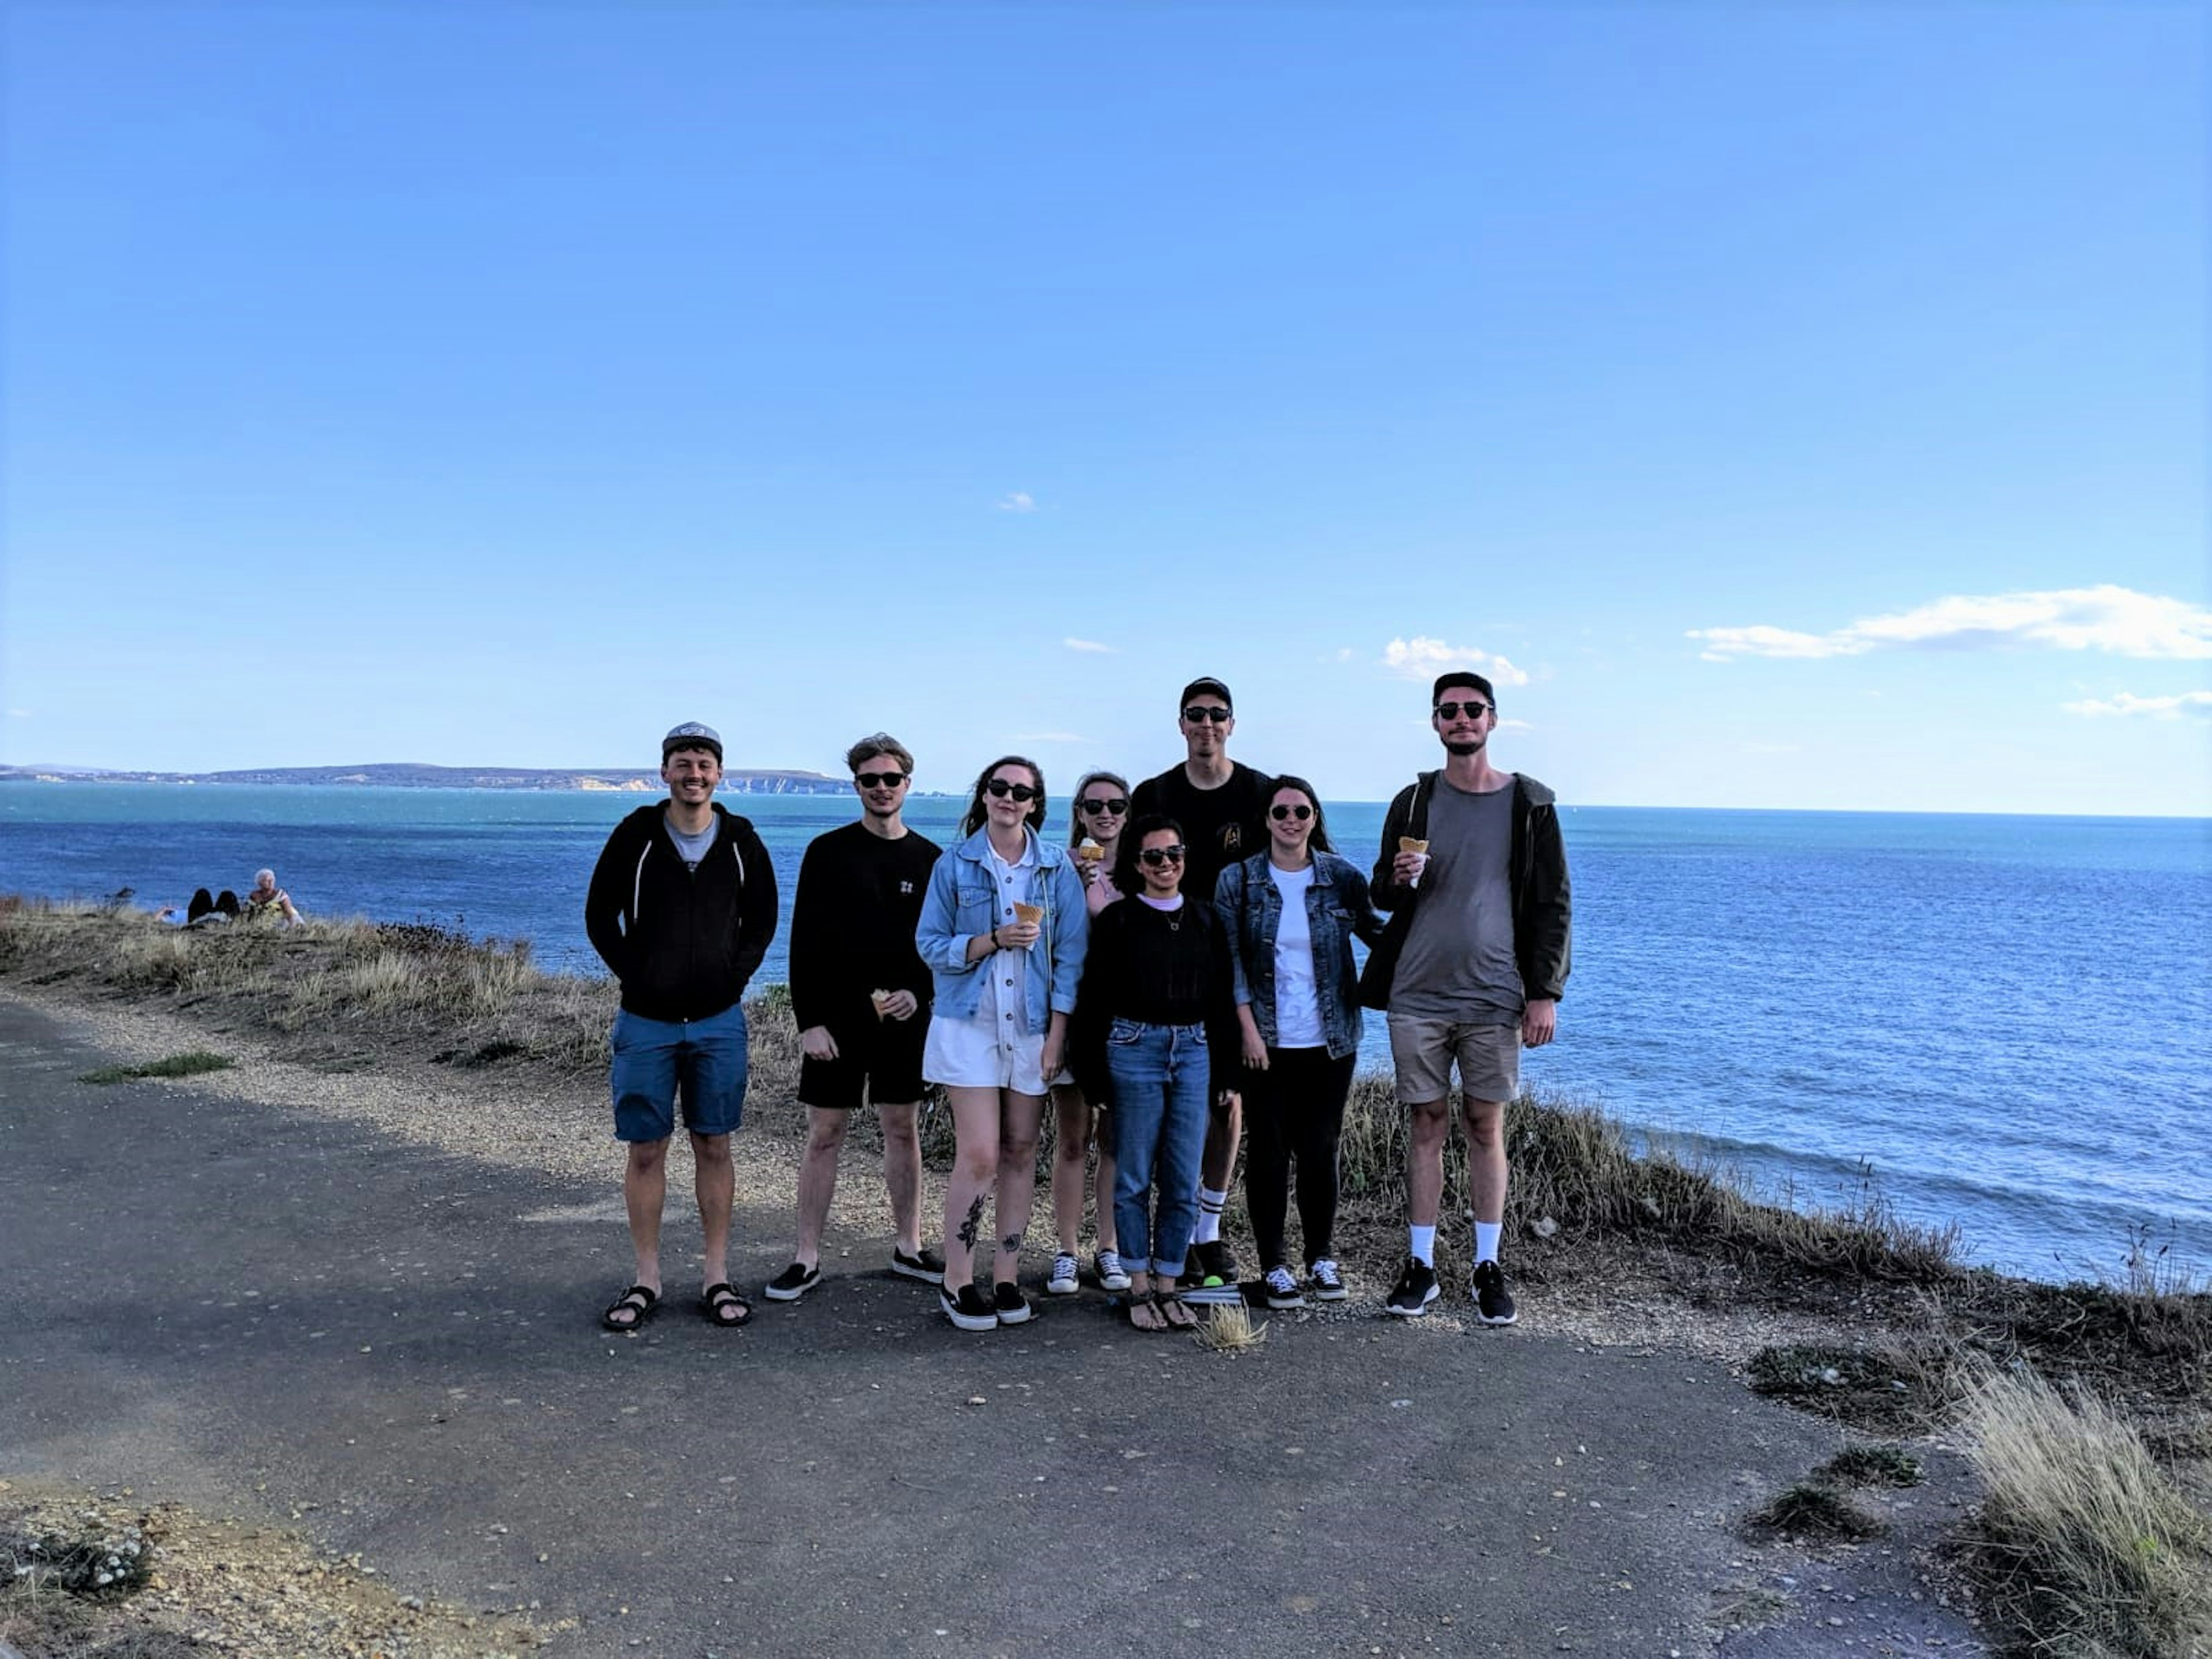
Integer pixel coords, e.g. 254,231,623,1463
585,721,778,1333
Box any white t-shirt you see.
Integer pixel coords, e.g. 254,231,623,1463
1268,862,1324,1048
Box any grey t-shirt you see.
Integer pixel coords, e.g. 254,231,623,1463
1391,777,1522,1025
665,811,719,870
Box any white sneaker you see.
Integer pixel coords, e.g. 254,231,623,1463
1093,1249,1132,1293
1046,1252,1081,1296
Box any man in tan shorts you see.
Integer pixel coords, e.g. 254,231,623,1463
1365,671,1571,1324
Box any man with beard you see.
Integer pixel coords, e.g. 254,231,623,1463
586,722,779,1333
1364,672,1571,1326
767,733,946,1301
1131,676,1274,1287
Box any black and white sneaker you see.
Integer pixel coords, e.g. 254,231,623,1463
939,1282,997,1332
993,1282,1035,1325
1046,1253,1081,1296
1262,1266,1306,1310
1189,1238,1239,1287
1471,1260,1518,1326
891,1245,945,1282
763,1261,821,1302
1306,1259,1347,1301
1093,1249,1132,1293
1385,1257,1440,1318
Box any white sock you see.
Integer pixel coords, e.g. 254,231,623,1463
1410,1225,1436,1267
1194,1187,1227,1245
1474,1221,1502,1266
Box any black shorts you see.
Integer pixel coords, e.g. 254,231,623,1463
797,1016,929,1112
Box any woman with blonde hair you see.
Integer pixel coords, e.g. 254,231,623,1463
916,756,1089,1331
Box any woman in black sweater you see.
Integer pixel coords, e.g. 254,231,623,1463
1074,815,1237,1331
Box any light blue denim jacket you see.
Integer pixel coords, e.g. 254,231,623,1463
1214,849,1383,1061
917,826,1090,1029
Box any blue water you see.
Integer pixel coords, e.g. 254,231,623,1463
5,782,2207,1286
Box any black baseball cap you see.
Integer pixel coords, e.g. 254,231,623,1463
1431,671,1495,708
1179,677,1233,711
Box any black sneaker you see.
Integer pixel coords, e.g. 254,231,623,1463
1306,1258,1348,1301
1385,1257,1440,1318
993,1282,1034,1325
763,1261,821,1302
939,1282,997,1332
1472,1260,1518,1326
891,1245,945,1282
1262,1266,1306,1310
1188,1238,1238,1287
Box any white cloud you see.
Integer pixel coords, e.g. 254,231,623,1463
1497,718,1534,732
1011,731,1085,743
2062,690,2212,719
6,709,28,718
1691,585,2212,662
1381,636,1531,687
1742,741,1802,754
1062,637,1114,654
995,491,1036,513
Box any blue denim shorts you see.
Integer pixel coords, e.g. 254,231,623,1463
610,1003,749,1142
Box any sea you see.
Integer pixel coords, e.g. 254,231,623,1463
5,782,2206,1287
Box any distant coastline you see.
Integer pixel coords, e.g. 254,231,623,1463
0,763,849,795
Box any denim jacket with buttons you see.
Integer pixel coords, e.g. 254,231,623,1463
917,826,1090,1029
1214,849,1385,1061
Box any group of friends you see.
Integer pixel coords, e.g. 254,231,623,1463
161,869,304,927
582,674,1571,1336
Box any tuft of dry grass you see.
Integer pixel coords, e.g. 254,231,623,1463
1746,1481,1887,1541
1192,1299,1267,1353
1817,1443,1924,1488
77,1051,234,1086
1963,1368,2212,1659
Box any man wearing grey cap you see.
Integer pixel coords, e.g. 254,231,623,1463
585,722,779,1332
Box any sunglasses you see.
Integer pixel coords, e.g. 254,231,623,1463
1181,706,1232,725
1269,803,1313,821
984,779,1041,802
855,771,908,790
1137,844,1187,866
1078,797,1128,815
1434,700,1493,721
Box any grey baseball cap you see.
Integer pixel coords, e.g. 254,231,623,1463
662,721,723,761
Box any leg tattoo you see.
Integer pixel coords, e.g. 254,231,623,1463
1000,1232,1023,1256
957,1194,987,1250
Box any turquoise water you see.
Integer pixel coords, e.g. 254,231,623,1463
6,782,2207,1285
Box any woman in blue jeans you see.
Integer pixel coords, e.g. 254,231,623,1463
1074,815,1237,1332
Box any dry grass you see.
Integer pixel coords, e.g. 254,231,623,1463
1192,1299,1268,1353
1746,1480,1887,1541
1963,1369,2212,1659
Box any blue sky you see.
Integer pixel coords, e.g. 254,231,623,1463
4,5,2206,813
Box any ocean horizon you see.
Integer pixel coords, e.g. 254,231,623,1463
6,780,2207,1289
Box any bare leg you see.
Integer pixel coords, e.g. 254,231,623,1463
792,1107,851,1267
877,1101,923,1255
1200,1092,1243,1198
1094,1127,1119,1255
1049,1085,1090,1253
1405,1097,1451,1229
1461,1097,1508,1226
991,1090,1045,1284
623,1138,670,1291
692,1130,733,1287
938,1087,1002,1289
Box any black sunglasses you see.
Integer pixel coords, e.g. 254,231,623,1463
1434,700,1493,721
1181,706,1232,724
855,771,908,789
1137,844,1187,866
1078,796,1128,815
984,779,1041,802
1269,803,1313,821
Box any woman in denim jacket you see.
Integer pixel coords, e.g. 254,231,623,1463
916,757,1089,1332
1215,775,1385,1309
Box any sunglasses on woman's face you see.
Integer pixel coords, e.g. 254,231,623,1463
855,771,907,790
1269,803,1313,821
1137,844,1187,866
984,779,1040,802
1078,797,1128,815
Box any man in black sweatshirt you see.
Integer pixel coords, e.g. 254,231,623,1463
584,721,778,1334
765,733,945,1303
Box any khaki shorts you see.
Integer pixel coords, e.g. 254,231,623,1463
1387,1013,1521,1105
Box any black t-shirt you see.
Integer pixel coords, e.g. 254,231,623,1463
1131,760,1274,905
787,820,943,1032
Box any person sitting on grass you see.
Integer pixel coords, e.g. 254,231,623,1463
243,869,304,925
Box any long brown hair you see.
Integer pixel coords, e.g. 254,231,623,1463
960,756,1049,839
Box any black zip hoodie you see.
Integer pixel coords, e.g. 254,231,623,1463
585,802,778,1022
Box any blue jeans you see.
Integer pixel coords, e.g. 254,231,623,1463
610,1003,749,1142
1106,1019,1210,1278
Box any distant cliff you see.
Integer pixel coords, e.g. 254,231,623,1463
0,763,849,794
